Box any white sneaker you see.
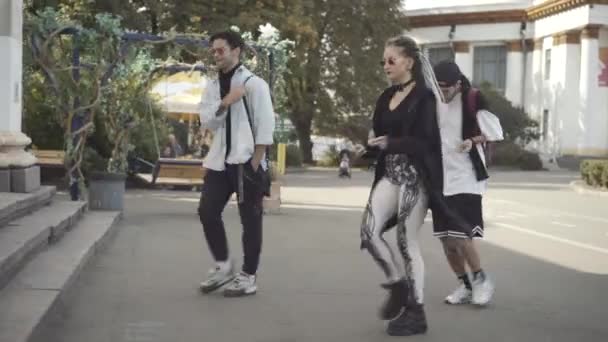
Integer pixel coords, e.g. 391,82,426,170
445,283,472,305
472,275,495,306
199,263,235,294
223,272,257,297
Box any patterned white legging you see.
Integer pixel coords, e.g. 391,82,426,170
360,177,428,304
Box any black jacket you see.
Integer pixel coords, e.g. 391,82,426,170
364,84,472,236
461,87,490,181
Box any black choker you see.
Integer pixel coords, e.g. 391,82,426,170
394,79,415,91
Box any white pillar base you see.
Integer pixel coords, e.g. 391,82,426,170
0,131,37,169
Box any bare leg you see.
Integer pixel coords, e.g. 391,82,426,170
440,237,466,275
462,238,482,273
441,237,474,305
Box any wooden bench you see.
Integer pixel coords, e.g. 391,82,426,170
32,150,65,168
135,158,205,187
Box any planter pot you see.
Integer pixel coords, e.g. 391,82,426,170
88,172,127,211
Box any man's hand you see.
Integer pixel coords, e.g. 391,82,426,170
250,145,266,172
250,158,261,172
460,139,473,153
221,86,246,108
368,136,388,150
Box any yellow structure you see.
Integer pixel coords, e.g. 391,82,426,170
277,143,286,175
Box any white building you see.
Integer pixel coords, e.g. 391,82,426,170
1,0,38,190
405,0,608,158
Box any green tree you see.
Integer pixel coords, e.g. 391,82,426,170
25,0,407,164
281,0,406,162
479,82,540,143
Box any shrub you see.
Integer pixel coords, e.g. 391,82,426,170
479,82,540,144
492,141,522,166
317,144,340,167
492,141,543,171
22,67,64,150
580,160,608,187
581,160,593,185
519,151,543,171
602,163,608,188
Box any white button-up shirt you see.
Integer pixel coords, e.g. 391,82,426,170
199,66,275,171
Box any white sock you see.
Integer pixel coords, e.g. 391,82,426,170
217,260,231,272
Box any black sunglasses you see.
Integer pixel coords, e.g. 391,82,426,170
380,58,397,66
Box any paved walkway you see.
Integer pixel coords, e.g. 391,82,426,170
37,169,608,341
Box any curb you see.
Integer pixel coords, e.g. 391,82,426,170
569,180,608,198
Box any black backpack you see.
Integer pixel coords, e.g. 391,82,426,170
466,88,495,166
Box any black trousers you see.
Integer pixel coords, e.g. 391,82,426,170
198,163,265,275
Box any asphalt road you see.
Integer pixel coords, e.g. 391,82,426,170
37,169,608,342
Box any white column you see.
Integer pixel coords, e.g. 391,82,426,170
0,0,22,133
579,25,607,156
505,41,523,107
552,32,581,155
0,0,36,171
546,35,570,157
453,41,473,80
527,40,543,122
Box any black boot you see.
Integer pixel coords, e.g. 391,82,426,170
379,279,408,320
386,302,428,336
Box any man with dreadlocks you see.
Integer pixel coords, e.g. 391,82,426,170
432,60,503,307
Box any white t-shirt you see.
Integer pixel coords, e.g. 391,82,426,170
437,94,504,196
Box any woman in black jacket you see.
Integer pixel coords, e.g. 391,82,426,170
360,35,468,336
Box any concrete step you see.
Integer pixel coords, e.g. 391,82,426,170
0,186,56,227
0,210,121,342
0,200,87,290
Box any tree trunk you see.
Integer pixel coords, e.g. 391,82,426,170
293,117,314,164
150,12,159,34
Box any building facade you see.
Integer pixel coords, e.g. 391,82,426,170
1,0,38,183
406,0,608,158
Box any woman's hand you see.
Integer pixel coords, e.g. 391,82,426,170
368,136,388,150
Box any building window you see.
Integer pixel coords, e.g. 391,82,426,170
542,109,550,140
473,45,507,93
544,49,551,80
427,47,454,66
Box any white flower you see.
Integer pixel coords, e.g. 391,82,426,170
258,23,279,43
230,25,241,33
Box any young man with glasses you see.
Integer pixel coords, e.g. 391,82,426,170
198,30,275,297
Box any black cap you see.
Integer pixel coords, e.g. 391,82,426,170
433,60,462,86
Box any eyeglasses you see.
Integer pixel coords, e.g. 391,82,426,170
380,57,406,67
380,58,397,66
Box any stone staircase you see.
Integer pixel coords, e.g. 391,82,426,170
0,186,121,342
